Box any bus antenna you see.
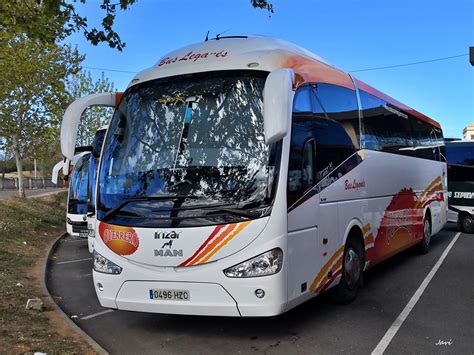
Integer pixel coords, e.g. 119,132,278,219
204,30,210,42
215,29,231,40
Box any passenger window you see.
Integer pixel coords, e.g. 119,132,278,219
293,86,313,113
360,90,444,161
360,91,412,152
313,84,360,149
288,84,358,208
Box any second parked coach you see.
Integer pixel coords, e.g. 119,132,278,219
60,36,446,317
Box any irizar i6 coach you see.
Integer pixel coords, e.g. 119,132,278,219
60,36,447,317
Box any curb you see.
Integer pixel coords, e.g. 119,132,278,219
40,233,109,355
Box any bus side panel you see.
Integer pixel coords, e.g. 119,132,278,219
286,195,321,310
358,151,446,264
316,150,445,268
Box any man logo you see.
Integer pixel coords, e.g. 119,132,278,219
154,248,183,257
161,240,173,249
155,237,183,257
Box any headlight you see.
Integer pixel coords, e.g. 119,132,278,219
223,248,283,278
93,251,122,274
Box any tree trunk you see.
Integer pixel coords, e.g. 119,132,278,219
13,138,25,198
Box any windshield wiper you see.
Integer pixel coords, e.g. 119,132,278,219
101,195,197,222
205,207,261,219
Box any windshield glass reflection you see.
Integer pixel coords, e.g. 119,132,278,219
97,70,281,227
68,153,90,214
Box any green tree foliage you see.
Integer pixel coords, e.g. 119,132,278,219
0,0,273,51
0,34,82,197
0,0,138,50
67,71,116,147
251,0,273,13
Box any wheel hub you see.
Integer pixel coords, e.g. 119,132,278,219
344,249,360,290
424,220,431,246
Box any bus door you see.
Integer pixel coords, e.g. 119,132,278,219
287,137,320,305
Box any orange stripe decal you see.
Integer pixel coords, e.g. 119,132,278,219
188,224,237,266
415,177,442,207
199,221,251,264
179,224,227,267
362,223,371,234
315,256,343,294
309,245,344,292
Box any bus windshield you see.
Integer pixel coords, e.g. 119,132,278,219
68,153,90,214
446,143,474,166
97,70,281,227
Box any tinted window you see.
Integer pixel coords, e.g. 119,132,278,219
288,84,358,207
68,154,90,214
360,90,444,160
446,143,474,166
293,86,313,113
360,91,412,152
92,128,107,157
314,84,360,149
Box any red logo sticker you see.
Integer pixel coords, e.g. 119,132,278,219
99,222,139,256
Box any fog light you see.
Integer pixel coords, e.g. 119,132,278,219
255,289,265,299
97,283,104,291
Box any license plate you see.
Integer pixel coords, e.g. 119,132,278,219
149,289,190,301
79,230,88,238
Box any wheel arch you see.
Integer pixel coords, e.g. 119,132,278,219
341,219,365,255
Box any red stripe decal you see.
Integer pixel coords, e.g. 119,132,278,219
179,224,226,267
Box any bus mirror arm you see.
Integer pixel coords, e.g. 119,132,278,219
263,68,294,145
60,92,123,161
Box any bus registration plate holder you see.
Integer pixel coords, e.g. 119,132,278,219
149,289,190,301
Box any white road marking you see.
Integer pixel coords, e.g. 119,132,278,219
371,232,461,355
56,257,93,265
80,309,114,320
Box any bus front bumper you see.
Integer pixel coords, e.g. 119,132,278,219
93,271,287,317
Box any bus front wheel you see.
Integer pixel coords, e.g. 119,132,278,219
334,237,364,304
458,213,474,234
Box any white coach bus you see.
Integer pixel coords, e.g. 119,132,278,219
445,140,474,233
53,127,109,240
60,36,446,317
86,125,108,252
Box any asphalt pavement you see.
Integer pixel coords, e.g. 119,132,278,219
47,224,473,354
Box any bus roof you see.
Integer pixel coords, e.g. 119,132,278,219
129,35,440,129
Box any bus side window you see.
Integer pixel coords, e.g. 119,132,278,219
312,83,360,149
288,84,358,207
360,90,412,153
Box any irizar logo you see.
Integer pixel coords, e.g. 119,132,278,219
154,231,181,239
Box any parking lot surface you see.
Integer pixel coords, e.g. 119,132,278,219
47,225,473,354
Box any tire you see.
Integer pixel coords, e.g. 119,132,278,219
334,237,364,304
458,214,474,234
418,216,431,254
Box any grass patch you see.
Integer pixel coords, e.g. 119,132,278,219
0,193,94,354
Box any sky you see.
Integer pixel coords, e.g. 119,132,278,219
66,0,474,138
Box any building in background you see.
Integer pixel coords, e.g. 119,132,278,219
463,124,474,140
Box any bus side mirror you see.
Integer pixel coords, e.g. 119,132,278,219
263,68,294,145
60,92,122,160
